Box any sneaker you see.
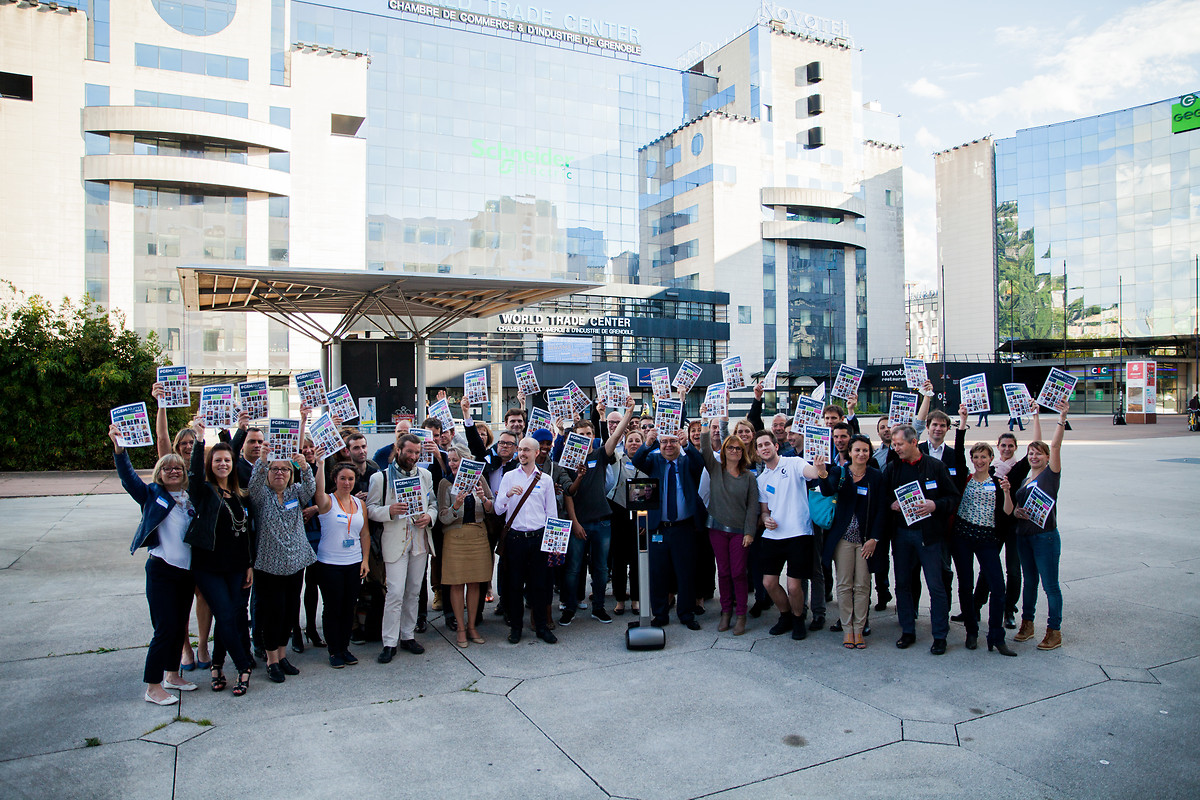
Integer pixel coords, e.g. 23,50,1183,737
591,607,612,624
769,612,794,636
329,654,345,669
559,609,576,626
578,599,589,610
341,650,358,666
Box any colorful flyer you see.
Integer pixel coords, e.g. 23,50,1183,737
557,432,592,471
156,366,190,409
654,398,683,435
831,364,864,401
541,516,572,555
452,458,486,497
200,384,237,428
894,480,932,526
607,373,630,408
237,380,269,421
410,426,434,467
649,368,672,401
702,382,728,420
763,359,780,391
803,424,832,464
903,358,928,392
1023,485,1056,529
721,355,746,391
790,395,824,433
514,362,541,395
1003,383,1037,419
326,384,359,422
392,475,426,518
464,368,488,404
358,397,377,432
1036,368,1077,411
547,388,573,422
268,417,300,459
428,397,455,432
564,380,591,412
308,412,344,457
959,373,990,414
528,406,554,434
110,402,154,448
888,392,919,428
673,360,703,393
594,371,612,407
294,369,328,409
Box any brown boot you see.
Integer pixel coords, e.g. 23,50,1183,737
718,612,732,632
732,615,747,636
1014,620,1036,642
1037,628,1062,650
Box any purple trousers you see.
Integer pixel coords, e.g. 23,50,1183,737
710,528,749,616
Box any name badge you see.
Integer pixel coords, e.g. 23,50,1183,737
651,533,663,543
156,496,170,509
856,486,868,496
948,468,957,476
625,462,636,472
766,484,776,494
982,483,996,491
284,498,299,510
336,513,349,522
587,460,598,469
342,538,356,548
924,481,937,491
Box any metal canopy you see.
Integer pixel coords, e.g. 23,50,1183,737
177,265,599,345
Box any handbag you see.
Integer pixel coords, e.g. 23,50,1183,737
807,467,844,530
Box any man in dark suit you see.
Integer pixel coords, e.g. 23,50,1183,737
630,424,705,630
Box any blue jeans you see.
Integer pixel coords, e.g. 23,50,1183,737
893,529,949,639
1017,529,1062,630
564,518,612,612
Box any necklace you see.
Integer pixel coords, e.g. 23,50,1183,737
218,490,247,538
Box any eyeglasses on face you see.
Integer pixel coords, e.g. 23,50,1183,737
161,466,184,473
269,467,292,474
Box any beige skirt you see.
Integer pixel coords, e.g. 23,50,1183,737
440,521,493,584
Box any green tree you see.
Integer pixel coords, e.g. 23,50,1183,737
0,284,188,470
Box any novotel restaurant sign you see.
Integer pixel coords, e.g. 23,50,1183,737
385,1,643,55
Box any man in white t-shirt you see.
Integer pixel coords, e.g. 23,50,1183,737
755,431,821,641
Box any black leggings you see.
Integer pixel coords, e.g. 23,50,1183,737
609,506,639,602
194,569,253,673
144,557,194,684
253,569,304,651
317,562,360,655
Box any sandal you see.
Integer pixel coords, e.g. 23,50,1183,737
613,603,625,616
467,629,485,645
843,632,855,649
855,632,867,650
456,631,469,648
210,668,227,692
232,671,250,697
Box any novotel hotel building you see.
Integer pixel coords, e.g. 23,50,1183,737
1,0,905,417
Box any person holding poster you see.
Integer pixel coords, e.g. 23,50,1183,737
1003,399,1068,651
875,424,960,655
311,459,370,669
700,425,759,635
367,434,438,662
437,448,495,647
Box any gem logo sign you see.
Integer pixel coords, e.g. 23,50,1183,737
1171,94,1200,134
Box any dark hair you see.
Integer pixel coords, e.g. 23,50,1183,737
504,407,527,422
847,434,874,457
397,433,422,449
343,432,367,446
754,430,777,446
330,461,358,483
422,417,443,434
822,404,845,420
927,409,951,426
497,430,518,443
970,442,994,457
997,432,1017,444
245,426,264,438
831,421,852,434
204,442,245,496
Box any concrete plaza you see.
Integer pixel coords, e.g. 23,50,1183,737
0,418,1197,799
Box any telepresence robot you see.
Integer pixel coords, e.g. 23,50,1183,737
625,478,665,650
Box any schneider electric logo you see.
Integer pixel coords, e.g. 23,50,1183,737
1171,94,1200,134
471,139,574,180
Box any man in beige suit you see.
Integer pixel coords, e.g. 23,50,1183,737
368,433,438,662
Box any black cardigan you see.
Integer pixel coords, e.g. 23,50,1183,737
874,454,961,547
818,462,885,567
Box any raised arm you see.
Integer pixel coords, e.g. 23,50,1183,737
747,382,765,432
190,420,207,483
152,382,172,459
916,380,935,423
313,455,331,513
1048,400,1067,473
603,396,636,456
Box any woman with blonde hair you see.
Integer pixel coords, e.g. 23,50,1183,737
701,427,760,635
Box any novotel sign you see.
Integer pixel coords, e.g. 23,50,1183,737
757,1,853,46
385,1,642,55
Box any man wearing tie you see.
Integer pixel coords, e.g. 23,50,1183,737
630,425,705,629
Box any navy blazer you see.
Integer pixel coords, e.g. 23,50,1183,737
115,450,199,555
818,463,885,566
629,442,704,530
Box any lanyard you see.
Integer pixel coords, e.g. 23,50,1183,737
335,494,357,538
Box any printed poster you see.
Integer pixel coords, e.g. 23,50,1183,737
452,458,486,497
594,371,612,407
528,406,554,434
326,384,359,422
607,373,630,409
894,480,932,526
1002,383,1036,419
427,397,455,432
564,380,591,413
557,432,592,471
392,475,426,518
888,392,919,428
721,355,746,391
200,384,237,428
673,360,703,393
1036,368,1077,411
268,418,300,459
308,412,344,457
514,362,541,395
702,382,728,420
464,368,488,404
110,402,154,448
654,398,683,435
802,424,832,464
546,388,573,422
294,369,328,409
763,359,780,391
156,366,190,409
541,516,572,555
831,364,864,402
902,358,928,392
237,380,269,421
1023,485,1056,529
410,427,434,468
959,373,990,414
649,368,672,401
791,395,824,433
358,397,377,432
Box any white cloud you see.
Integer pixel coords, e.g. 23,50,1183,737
962,0,1200,124
902,163,938,291
907,77,947,100
994,25,1040,47
914,125,941,152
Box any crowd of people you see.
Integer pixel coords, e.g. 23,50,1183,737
113,377,1068,704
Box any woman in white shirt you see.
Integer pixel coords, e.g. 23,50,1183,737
312,459,369,669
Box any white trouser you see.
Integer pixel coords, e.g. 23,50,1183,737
382,551,428,646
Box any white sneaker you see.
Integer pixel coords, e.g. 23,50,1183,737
144,691,179,706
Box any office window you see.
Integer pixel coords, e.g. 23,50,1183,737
135,43,249,81
0,72,33,101
269,106,291,128
84,84,109,107
738,306,752,324
885,189,894,206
